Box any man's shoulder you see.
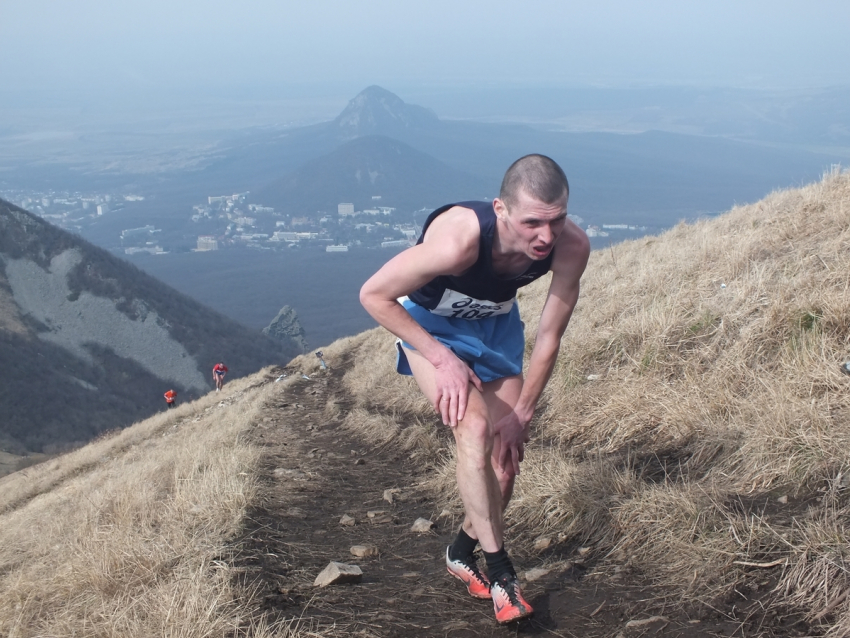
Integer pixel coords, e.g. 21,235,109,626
551,221,590,273
422,205,481,250
558,219,590,253
396,205,481,277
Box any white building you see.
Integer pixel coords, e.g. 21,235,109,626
381,239,411,248
326,245,349,252
271,232,300,243
338,203,355,216
197,236,218,251
121,225,156,240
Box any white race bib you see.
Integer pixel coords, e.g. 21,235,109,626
429,289,514,320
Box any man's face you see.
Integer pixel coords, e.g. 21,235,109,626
494,189,568,260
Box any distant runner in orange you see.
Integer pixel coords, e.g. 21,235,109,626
212,362,228,391
164,389,177,408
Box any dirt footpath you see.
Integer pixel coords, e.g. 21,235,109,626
236,366,812,637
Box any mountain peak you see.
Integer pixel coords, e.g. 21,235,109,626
334,86,439,139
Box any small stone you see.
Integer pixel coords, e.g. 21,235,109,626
577,546,591,556
274,468,306,480
438,509,453,518
777,495,788,504
313,562,363,587
383,489,397,504
586,374,601,381
523,567,550,582
350,545,379,558
339,514,356,526
410,517,434,533
533,536,552,551
367,510,387,518
625,616,668,629
350,450,357,456
370,514,394,525
355,458,365,465
263,417,272,423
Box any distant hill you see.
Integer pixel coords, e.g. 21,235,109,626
332,85,440,140
0,199,302,463
255,134,496,214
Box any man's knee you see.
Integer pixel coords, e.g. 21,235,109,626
454,411,494,466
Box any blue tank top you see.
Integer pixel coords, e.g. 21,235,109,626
407,201,553,320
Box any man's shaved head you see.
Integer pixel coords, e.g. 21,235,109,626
499,154,569,209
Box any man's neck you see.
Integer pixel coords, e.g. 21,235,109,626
491,221,532,277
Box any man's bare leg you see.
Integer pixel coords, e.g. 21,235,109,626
403,346,505,551
460,374,523,539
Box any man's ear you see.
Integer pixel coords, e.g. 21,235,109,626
493,198,508,221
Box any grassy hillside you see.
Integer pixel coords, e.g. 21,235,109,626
1,170,848,635
0,372,282,637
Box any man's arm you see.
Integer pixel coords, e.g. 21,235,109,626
359,206,482,426
496,222,590,474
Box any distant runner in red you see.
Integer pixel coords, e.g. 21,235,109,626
212,362,228,391
164,389,177,408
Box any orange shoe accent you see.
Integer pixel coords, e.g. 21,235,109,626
445,547,491,599
491,576,534,624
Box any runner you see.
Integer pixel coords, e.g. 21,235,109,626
360,154,589,624
212,362,228,391
164,389,177,409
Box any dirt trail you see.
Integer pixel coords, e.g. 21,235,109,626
236,365,809,637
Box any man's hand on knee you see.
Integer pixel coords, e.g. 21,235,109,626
433,352,483,427
494,411,531,476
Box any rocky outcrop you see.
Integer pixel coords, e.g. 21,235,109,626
263,305,308,354
4,249,207,393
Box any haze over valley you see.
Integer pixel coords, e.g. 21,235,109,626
2,83,847,347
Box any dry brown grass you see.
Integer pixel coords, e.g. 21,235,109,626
0,371,310,638
334,169,850,633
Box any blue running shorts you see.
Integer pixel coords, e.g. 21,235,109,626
396,298,525,382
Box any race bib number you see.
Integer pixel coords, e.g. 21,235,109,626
430,289,514,320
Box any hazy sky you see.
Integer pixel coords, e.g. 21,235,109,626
2,0,849,97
